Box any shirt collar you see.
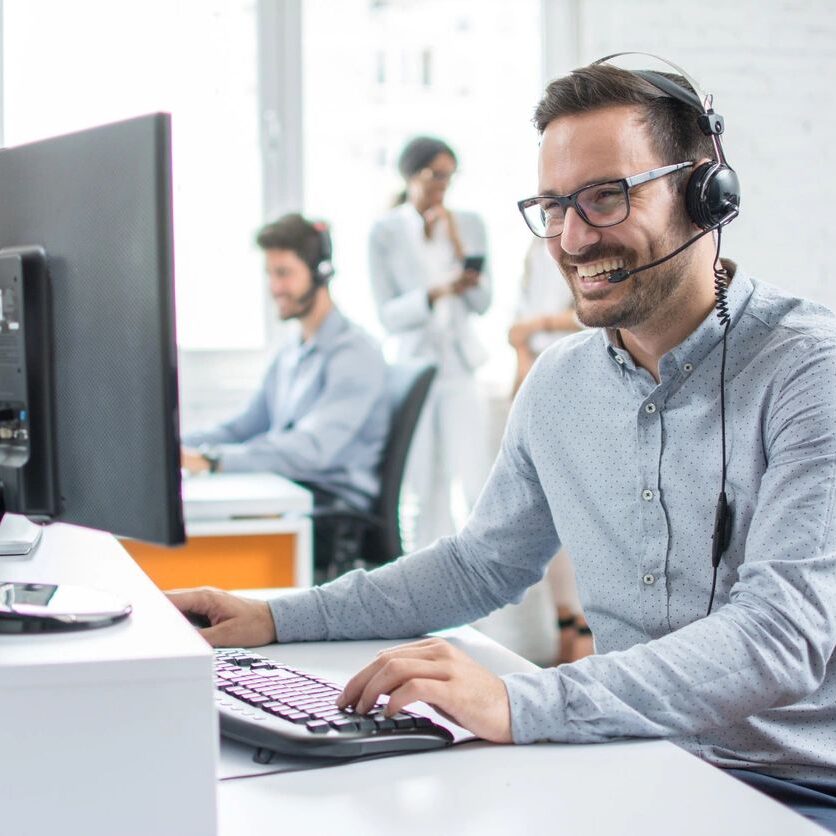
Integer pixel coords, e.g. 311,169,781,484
602,260,754,379
398,201,426,229
298,306,346,357
663,261,753,377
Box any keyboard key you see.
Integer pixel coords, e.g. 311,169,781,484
314,709,346,720
305,720,331,734
330,718,360,733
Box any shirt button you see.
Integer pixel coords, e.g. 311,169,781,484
642,489,654,501
643,573,656,585
683,363,693,373
615,355,625,365
644,402,657,414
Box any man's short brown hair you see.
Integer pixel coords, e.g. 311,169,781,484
256,213,325,274
534,64,714,192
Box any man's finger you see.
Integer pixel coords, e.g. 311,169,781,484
355,658,447,714
340,643,447,707
385,677,448,718
201,620,239,648
165,588,212,614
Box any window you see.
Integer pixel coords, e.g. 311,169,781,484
301,0,543,386
2,0,266,350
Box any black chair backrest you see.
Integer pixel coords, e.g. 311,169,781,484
373,362,436,561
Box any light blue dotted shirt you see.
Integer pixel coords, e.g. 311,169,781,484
271,266,836,786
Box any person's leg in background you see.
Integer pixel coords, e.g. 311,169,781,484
401,381,455,551
547,549,594,664
436,374,490,531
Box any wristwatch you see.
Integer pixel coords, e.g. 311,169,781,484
198,444,221,474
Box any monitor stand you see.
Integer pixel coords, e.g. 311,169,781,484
0,512,43,557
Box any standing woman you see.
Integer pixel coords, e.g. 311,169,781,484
369,136,492,549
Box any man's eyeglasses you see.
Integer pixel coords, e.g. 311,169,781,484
517,162,693,238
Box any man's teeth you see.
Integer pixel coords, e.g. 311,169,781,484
576,258,625,279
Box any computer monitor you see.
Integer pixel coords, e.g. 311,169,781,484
0,114,185,560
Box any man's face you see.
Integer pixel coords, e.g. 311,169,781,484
539,105,695,329
265,248,317,320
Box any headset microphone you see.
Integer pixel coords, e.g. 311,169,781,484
607,226,718,284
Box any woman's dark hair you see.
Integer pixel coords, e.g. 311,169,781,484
534,64,714,193
255,213,325,274
392,136,457,206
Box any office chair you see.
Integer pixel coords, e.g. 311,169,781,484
309,362,436,584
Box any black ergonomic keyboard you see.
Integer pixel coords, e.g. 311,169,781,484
214,648,454,758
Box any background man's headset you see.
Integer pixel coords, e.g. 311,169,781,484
293,220,335,310
310,221,335,287
592,53,741,615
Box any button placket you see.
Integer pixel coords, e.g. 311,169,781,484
636,387,669,635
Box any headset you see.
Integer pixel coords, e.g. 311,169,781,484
289,220,335,313
310,221,335,287
591,53,740,615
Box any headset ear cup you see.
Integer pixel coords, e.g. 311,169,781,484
310,222,334,286
685,162,716,229
686,162,741,229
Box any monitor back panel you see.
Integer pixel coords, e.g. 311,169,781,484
0,114,185,544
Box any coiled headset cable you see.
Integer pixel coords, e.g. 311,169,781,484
707,222,734,614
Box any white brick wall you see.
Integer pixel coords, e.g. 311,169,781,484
543,0,836,309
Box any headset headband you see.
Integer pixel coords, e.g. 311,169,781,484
592,51,727,165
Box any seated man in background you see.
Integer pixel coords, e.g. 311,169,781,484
181,213,390,514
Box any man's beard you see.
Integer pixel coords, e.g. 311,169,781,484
560,227,697,330
278,285,318,321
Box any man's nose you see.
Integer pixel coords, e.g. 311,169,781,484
559,207,601,256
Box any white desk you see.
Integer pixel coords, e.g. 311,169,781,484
218,627,824,836
1,533,825,836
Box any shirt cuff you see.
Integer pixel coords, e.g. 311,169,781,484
268,587,330,642
212,444,262,474
501,669,568,744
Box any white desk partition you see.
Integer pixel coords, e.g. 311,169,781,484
0,521,217,836
183,472,313,587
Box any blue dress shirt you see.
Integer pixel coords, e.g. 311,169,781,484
183,308,390,509
270,267,836,786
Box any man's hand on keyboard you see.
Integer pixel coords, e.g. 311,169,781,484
165,587,277,648
336,637,512,744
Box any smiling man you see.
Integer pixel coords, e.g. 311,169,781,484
170,63,836,830
181,213,389,513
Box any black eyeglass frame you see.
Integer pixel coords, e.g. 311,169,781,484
517,161,694,238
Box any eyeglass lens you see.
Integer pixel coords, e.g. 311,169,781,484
526,181,629,236
420,168,454,183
